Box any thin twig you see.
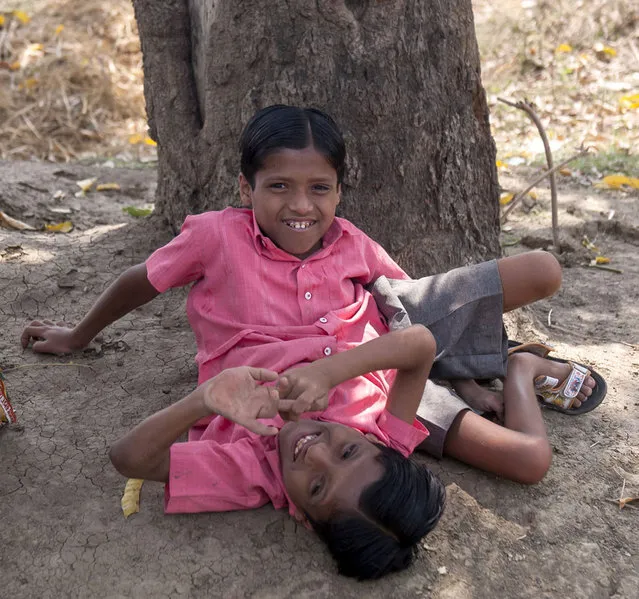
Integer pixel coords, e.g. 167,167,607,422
500,149,589,223
587,264,623,274
547,309,553,327
498,98,559,249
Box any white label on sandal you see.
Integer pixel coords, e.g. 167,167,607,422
563,366,588,399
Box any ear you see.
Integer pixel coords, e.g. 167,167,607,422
238,173,253,207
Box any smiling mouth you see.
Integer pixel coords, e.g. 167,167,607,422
284,220,315,230
294,433,320,460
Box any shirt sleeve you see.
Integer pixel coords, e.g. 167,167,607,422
145,214,208,292
358,231,410,284
377,409,429,457
164,437,285,513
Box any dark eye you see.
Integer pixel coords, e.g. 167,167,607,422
310,478,323,497
312,184,331,193
341,444,357,460
269,182,286,190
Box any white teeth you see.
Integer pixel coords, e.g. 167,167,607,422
286,221,313,230
294,433,318,460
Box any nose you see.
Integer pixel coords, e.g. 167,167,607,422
304,441,331,469
289,190,313,215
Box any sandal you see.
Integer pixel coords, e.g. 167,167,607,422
508,340,607,415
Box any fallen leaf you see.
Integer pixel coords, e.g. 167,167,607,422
121,478,144,518
75,177,97,193
48,206,72,214
0,210,36,231
11,10,30,24
595,256,610,264
582,235,599,252
595,175,639,190
144,137,157,146
555,43,572,53
500,192,514,206
54,24,64,36
128,133,157,146
594,43,616,62
619,94,639,110
45,221,73,233
96,182,121,191
559,168,572,176
0,16,5,27
619,496,639,509
123,206,153,218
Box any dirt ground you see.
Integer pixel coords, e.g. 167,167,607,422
0,159,637,598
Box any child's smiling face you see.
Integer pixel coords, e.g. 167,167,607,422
239,145,341,259
278,419,383,522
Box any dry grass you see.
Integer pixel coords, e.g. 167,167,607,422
0,0,154,162
474,0,639,170
0,0,637,169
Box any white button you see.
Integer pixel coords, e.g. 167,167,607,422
324,347,332,356
301,264,306,269
304,291,312,300
319,317,328,323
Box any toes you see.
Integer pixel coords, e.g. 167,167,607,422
572,398,582,409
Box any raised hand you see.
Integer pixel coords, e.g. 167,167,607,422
20,320,85,355
200,366,280,435
276,365,333,421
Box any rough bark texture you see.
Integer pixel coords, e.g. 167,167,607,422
132,0,500,276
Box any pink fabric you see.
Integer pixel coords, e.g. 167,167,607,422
146,208,428,514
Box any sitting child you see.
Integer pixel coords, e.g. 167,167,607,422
21,104,605,578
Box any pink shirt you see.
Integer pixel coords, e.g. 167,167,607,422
145,208,428,514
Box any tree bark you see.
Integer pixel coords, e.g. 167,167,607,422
132,0,500,277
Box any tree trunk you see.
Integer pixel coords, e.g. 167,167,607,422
132,0,500,277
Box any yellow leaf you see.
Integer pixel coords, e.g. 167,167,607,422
619,94,639,110
12,10,30,24
121,478,144,518
499,192,514,206
555,43,572,53
75,177,97,193
45,221,73,233
527,190,538,200
96,182,121,191
9,61,21,71
19,78,38,90
128,133,144,144
595,175,639,190
0,15,5,27
595,256,610,264
54,24,64,36
559,168,572,176
144,136,157,146
582,236,599,252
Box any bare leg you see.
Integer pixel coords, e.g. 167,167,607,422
441,352,593,484
497,251,562,312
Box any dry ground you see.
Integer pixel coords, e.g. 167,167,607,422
1,161,638,598
1,1,638,598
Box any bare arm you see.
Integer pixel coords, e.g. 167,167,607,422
21,263,159,354
109,367,280,482
277,325,436,424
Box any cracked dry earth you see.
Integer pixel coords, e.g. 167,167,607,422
1,161,638,599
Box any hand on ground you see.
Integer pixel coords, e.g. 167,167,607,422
20,320,84,354
202,366,280,436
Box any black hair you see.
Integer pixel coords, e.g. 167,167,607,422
239,104,346,187
308,445,446,580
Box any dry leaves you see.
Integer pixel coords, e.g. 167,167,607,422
121,478,144,518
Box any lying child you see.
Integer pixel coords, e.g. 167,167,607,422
21,104,606,578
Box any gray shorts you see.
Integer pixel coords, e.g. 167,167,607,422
369,259,507,458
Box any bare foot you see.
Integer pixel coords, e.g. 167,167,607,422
451,379,504,421
509,353,596,409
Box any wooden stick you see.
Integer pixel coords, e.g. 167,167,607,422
498,98,559,248
500,149,589,224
